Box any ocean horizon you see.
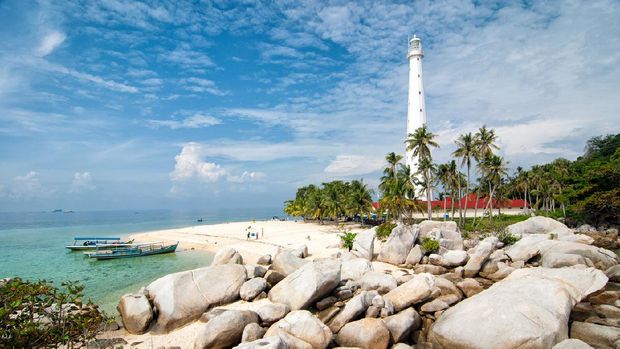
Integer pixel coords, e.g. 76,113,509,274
0,207,283,315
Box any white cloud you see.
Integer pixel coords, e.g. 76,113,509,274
324,155,384,176
0,171,53,199
179,77,229,96
227,171,265,183
70,172,95,192
147,114,221,129
37,31,66,57
170,143,227,182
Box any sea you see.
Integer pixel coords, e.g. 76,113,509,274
0,208,281,315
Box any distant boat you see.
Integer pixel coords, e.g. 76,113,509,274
85,241,179,260
197,218,203,222
65,237,132,251
52,209,62,213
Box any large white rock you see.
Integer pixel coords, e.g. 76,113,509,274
265,310,332,349
383,307,421,343
212,247,244,265
377,224,419,265
356,271,398,294
352,228,376,260
418,220,463,250
463,240,495,278
429,250,468,268
384,273,434,312
256,302,290,325
405,245,423,265
240,278,268,301
506,216,574,237
194,310,259,349
271,250,309,276
507,235,618,270
336,318,390,349
269,259,341,310
552,338,593,349
233,336,287,349
429,267,608,348
341,258,374,281
328,290,376,332
117,293,153,334
147,264,247,333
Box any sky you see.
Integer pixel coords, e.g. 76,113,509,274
0,0,619,212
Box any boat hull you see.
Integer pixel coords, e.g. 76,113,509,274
89,243,178,260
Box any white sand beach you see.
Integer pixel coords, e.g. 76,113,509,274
127,220,365,264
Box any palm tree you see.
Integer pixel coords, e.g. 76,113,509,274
475,125,499,159
416,157,437,219
479,155,508,219
347,180,374,226
405,125,439,219
452,132,477,224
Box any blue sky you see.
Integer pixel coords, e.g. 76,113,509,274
1,0,619,211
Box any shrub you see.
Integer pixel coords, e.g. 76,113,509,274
421,237,440,254
339,232,358,251
497,231,521,245
376,222,397,241
0,278,108,348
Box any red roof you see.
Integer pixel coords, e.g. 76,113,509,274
373,193,527,211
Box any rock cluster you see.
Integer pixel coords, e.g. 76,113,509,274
116,216,620,348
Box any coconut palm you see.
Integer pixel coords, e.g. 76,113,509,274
479,155,508,219
452,132,477,224
405,125,439,219
347,180,374,226
475,125,499,159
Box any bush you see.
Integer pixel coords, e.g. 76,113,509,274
339,232,358,251
421,237,440,254
497,231,521,245
376,222,397,241
0,278,108,348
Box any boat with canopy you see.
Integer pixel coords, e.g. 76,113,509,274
65,237,133,251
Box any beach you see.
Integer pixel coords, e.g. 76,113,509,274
127,220,365,264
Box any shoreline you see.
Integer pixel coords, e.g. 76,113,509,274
125,220,365,264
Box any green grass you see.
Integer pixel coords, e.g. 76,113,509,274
461,214,530,233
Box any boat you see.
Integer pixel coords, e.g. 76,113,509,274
85,241,179,260
65,237,132,251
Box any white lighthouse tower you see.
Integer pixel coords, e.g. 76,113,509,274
405,35,427,174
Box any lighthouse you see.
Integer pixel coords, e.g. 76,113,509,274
405,35,427,174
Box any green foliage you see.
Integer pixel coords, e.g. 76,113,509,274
0,278,108,348
284,180,375,223
421,237,440,254
462,214,529,233
339,232,358,251
496,231,521,245
376,222,397,241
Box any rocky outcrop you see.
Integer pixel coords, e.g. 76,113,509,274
269,259,341,310
256,302,290,325
418,220,464,250
352,228,376,260
240,278,268,301
384,307,421,343
328,290,377,332
336,318,390,349
271,250,309,276
355,271,398,294
405,245,423,265
378,224,419,265
429,267,608,348
233,336,286,349
341,258,373,281
146,264,246,333
194,310,259,349
241,323,265,343
117,293,153,334
552,338,594,349
570,321,620,349
384,273,434,312
463,239,495,277
211,247,244,265
507,235,618,270
429,250,468,268
265,310,332,349
506,216,574,237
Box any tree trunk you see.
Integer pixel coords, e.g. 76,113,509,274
443,195,448,221
457,179,462,225
473,188,480,226
463,166,470,226
426,172,432,220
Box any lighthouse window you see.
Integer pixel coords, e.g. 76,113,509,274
420,109,423,112
417,58,419,61
419,91,421,95
418,74,420,77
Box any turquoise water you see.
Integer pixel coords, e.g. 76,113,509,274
0,208,280,314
